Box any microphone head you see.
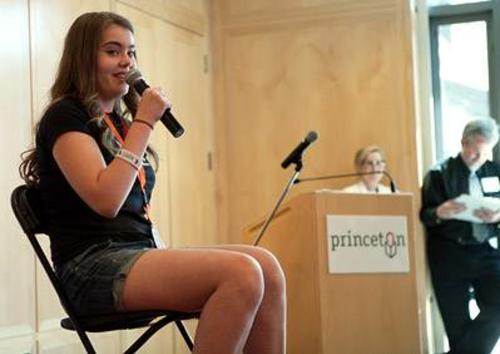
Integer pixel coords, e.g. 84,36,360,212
125,68,143,86
306,131,319,143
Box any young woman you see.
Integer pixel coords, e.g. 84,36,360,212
20,12,285,354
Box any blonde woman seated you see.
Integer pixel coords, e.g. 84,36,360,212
342,145,392,194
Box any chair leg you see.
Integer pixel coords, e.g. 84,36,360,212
74,328,97,354
175,320,194,351
123,315,179,354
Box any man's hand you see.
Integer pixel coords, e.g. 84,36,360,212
436,200,466,219
473,208,500,223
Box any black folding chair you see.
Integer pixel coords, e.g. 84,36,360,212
11,184,199,354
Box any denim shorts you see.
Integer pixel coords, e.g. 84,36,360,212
57,239,154,315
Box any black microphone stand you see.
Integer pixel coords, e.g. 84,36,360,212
294,171,397,193
253,159,303,246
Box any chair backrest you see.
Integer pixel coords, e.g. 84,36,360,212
10,185,82,325
11,184,45,234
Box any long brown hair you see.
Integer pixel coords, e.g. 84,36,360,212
20,12,158,186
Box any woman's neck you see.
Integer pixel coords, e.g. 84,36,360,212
363,180,378,192
99,98,115,114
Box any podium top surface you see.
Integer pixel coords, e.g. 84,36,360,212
313,189,413,197
245,191,415,237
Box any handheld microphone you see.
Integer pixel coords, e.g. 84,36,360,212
126,69,184,138
281,131,319,169
295,171,397,193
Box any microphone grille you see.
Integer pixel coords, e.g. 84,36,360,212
306,131,319,143
126,68,143,86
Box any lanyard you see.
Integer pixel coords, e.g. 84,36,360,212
103,113,151,221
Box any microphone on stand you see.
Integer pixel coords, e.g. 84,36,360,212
253,131,319,246
281,131,318,170
295,171,397,193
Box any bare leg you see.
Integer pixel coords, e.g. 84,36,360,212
207,245,286,354
121,248,265,354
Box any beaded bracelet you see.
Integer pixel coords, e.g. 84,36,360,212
116,148,142,170
133,119,154,130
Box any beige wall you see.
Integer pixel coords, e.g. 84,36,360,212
0,2,35,353
1,0,212,353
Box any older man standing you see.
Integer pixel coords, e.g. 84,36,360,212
421,118,500,354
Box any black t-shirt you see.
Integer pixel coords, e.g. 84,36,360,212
36,97,155,267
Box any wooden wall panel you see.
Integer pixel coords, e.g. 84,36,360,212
221,0,394,17
0,0,36,351
212,0,419,244
117,0,207,35
160,21,215,248
30,0,111,119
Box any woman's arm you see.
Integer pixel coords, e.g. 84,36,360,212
52,88,168,218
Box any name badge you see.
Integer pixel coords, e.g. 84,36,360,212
152,227,167,249
481,176,500,193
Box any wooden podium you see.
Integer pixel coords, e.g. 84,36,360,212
243,191,423,354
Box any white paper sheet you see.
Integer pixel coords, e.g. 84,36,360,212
452,194,500,223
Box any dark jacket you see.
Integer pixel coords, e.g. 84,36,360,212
420,154,500,244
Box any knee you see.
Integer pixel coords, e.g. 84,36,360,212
226,254,265,309
254,247,286,298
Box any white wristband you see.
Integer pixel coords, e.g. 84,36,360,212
116,148,142,170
